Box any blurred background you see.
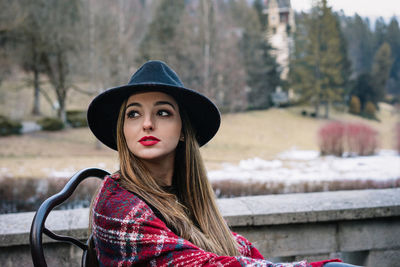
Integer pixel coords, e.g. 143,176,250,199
0,0,399,213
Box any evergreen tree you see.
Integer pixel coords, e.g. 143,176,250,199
351,73,374,110
339,14,400,97
374,17,387,51
341,14,374,78
336,13,352,101
385,18,400,96
371,42,393,104
290,0,348,118
232,0,280,110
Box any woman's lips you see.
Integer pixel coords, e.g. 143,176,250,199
138,136,160,146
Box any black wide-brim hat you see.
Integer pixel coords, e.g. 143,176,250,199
87,60,221,150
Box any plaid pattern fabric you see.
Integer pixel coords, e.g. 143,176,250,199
92,174,339,267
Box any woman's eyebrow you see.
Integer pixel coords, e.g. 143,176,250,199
125,102,141,109
155,101,176,110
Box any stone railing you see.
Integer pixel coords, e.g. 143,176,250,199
1,188,399,266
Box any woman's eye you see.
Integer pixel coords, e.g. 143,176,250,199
157,110,171,117
126,110,140,118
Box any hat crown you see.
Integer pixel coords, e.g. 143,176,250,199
128,60,184,87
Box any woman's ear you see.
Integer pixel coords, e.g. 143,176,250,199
179,133,185,142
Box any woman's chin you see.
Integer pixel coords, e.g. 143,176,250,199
134,151,176,163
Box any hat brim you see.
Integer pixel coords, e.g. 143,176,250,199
87,83,220,150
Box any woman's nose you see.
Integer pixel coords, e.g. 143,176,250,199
142,115,154,131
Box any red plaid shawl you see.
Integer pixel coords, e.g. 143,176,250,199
92,174,340,267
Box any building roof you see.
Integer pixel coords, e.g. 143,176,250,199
265,0,291,10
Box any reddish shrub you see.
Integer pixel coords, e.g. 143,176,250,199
346,122,378,156
318,121,345,156
318,121,378,156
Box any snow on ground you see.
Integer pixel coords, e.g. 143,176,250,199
208,149,400,184
42,167,78,179
1,150,398,183
43,162,111,179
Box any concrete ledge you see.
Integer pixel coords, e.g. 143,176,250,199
219,188,400,226
0,208,89,247
238,223,338,257
339,218,400,251
1,188,399,247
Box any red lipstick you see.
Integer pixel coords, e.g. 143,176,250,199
138,136,160,146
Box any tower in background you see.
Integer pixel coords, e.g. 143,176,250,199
264,0,295,81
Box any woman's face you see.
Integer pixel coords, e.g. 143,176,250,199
123,91,182,163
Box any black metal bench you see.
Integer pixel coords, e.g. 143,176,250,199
30,168,110,267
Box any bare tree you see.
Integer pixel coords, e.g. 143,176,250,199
1,0,46,114
38,0,82,122
80,0,152,90
9,0,83,121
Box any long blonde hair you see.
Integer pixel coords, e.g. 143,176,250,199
116,97,240,256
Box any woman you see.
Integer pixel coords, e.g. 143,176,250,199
87,61,348,266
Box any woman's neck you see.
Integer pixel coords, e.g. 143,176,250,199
141,156,175,186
